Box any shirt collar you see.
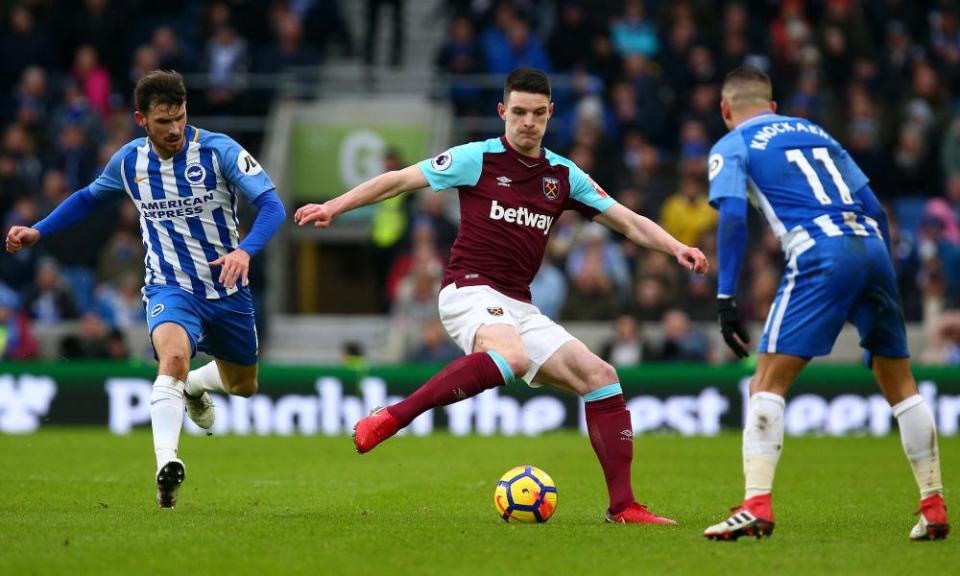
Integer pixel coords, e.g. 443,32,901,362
737,112,777,130
501,135,544,168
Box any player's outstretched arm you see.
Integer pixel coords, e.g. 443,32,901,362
594,203,709,274
295,164,429,228
6,187,102,253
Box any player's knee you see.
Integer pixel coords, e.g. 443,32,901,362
584,361,619,393
500,350,530,380
158,351,190,381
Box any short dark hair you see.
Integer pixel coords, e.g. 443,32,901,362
721,66,772,106
134,70,187,115
503,67,551,102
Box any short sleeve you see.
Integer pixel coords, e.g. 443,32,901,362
88,143,133,200
207,132,276,202
833,146,870,193
707,134,749,208
567,164,615,213
417,142,485,191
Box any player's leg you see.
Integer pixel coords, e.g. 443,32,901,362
852,239,949,539
184,357,257,396
144,285,206,507
187,287,262,430
533,339,675,525
873,357,949,540
704,352,806,539
706,241,853,539
181,361,223,431
354,286,527,453
150,321,193,508
354,322,524,453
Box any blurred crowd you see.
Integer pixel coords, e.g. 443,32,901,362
0,0,958,366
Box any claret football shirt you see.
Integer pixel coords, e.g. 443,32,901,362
418,136,614,302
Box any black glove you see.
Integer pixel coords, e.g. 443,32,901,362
717,297,750,358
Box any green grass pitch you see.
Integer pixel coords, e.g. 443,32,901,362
1,430,957,575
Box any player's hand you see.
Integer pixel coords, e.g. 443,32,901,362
675,245,709,274
5,226,40,253
294,202,336,228
717,297,750,358
210,248,251,289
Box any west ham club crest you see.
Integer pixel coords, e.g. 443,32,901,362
542,176,560,200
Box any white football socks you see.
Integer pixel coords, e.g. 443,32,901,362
184,361,227,397
893,395,943,499
743,391,785,500
151,375,185,471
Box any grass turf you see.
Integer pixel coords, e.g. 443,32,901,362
0,430,957,575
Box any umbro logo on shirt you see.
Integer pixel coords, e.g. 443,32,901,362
497,176,512,187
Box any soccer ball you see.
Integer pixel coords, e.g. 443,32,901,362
494,465,558,523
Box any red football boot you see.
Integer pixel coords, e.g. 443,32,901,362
704,494,775,541
911,493,950,541
353,407,400,454
605,502,678,525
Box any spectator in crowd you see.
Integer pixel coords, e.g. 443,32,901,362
129,45,161,93
259,12,322,74
631,274,670,323
95,273,146,328
943,111,960,176
96,225,145,288
341,340,368,372
407,319,462,364
59,311,112,360
0,154,28,220
103,327,130,361
364,0,405,68
560,240,622,322
151,25,193,73
547,0,595,71
646,308,711,363
486,15,551,75
64,0,127,78
23,258,79,325
4,123,43,190
71,45,112,120
51,122,98,191
436,16,488,116
600,314,644,366
386,267,443,361
411,191,458,256
9,67,52,150
922,310,960,366
0,197,40,293
530,253,567,322
0,4,53,95
566,222,631,300
201,24,249,114
659,174,717,247
0,285,38,360
610,0,659,58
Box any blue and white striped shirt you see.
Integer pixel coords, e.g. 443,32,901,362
89,125,275,299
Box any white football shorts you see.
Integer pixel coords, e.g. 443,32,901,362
438,283,575,386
